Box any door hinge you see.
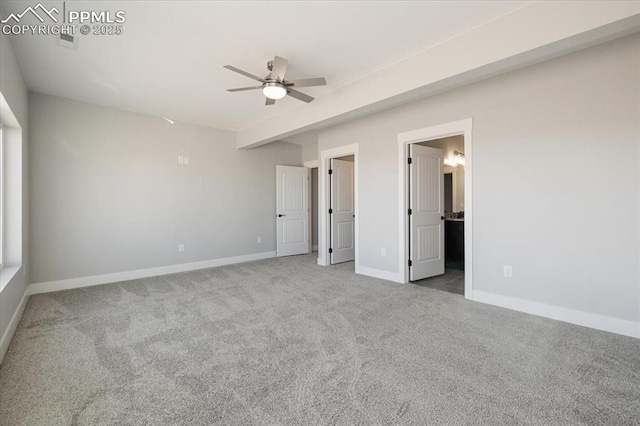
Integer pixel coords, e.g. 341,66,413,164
408,208,412,215
329,208,333,214
408,157,412,164
408,260,412,267
328,169,333,175
329,248,333,254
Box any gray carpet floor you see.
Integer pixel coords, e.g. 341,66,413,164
1,254,639,425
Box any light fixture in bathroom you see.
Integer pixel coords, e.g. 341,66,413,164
445,150,465,167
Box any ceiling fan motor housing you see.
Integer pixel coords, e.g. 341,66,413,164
262,81,287,99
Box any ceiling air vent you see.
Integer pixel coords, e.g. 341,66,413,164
56,32,78,50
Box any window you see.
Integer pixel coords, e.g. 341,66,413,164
0,96,24,284
0,124,3,269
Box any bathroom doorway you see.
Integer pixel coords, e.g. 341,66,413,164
410,136,465,295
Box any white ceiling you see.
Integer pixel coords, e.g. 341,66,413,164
2,0,530,132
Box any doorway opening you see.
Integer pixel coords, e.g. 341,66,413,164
329,155,355,267
411,136,465,295
317,144,359,270
303,160,320,256
311,167,319,253
397,119,473,299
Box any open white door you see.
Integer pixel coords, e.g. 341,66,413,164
276,165,310,257
330,158,355,264
409,145,445,281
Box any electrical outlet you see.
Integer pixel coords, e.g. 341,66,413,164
178,156,184,164
257,236,262,244
503,266,512,278
178,244,185,252
184,156,190,165
381,248,386,257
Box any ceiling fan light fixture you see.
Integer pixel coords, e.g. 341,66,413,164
225,56,326,105
262,82,287,100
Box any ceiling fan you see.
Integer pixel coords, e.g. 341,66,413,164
224,56,327,105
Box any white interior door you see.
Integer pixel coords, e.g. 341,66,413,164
276,165,310,257
409,145,445,281
330,158,355,264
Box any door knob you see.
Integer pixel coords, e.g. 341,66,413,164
277,214,286,217
441,216,445,220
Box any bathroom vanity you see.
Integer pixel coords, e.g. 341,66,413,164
445,219,464,270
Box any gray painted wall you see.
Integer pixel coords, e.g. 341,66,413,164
29,94,301,284
318,34,640,323
0,31,29,349
301,142,318,163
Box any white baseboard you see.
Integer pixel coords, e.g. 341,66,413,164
29,251,276,295
355,265,404,284
472,290,640,339
0,286,30,364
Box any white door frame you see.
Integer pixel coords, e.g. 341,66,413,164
397,118,474,299
304,160,319,253
318,143,359,267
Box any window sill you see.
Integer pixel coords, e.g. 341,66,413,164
0,266,21,292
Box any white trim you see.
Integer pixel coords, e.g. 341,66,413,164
318,143,359,268
29,251,276,295
355,265,404,284
305,162,319,256
473,290,640,339
308,167,312,254
0,284,30,363
397,118,474,299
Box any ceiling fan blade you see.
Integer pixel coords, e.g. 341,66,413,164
285,77,326,88
270,56,288,81
287,88,314,103
265,98,276,106
227,86,263,92
223,65,265,83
